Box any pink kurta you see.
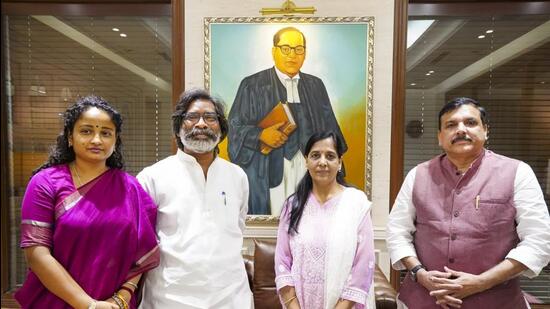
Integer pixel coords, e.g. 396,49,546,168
275,188,375,308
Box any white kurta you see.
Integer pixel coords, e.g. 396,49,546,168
137,150,252,309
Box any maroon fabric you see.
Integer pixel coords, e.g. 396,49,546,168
399,150,525,309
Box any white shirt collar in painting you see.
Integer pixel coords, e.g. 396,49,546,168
274,66,301,103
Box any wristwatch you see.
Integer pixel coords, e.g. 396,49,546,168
410,264,427,282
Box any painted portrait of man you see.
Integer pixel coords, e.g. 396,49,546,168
208,20,371,217
227,27,346,215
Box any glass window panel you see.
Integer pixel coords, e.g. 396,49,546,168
3,14,172,289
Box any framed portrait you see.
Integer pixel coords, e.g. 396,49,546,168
204,16,374,224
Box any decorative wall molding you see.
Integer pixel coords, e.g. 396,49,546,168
373,226,387,240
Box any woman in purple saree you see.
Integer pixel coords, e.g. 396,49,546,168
15,96,159,309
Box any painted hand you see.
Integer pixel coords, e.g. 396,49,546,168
259,122,288,148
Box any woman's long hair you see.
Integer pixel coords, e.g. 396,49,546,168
286,131,348,234
32,95,124,175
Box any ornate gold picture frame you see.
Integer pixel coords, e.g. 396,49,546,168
204,16,374,225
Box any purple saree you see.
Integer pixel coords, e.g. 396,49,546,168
15,164,159,309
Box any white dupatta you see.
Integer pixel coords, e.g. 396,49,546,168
324,187,373,309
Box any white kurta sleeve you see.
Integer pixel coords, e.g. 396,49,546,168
137,168,157,205
386,167,419,270
238,170,249,233
506,162,550,278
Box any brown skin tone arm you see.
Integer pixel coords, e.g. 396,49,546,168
334,299,355,309
24,246,117,309
107,274,142,305
401,256,423,272
431,259,527,300
279,286,301,309
280,287,357,309
401,256,463,308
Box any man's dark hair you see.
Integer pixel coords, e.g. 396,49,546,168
273,27,306,47
438,97,488,130
172,88,228,151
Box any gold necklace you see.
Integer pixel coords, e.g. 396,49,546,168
71,163,83,187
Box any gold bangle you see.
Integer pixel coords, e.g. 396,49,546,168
284,295,297,306
111,294,124,309
123,281,138,290
117,292,129,309
113,292,129,309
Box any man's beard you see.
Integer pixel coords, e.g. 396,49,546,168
180,127,221,153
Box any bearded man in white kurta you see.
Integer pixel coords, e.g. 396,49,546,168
137,89,252,309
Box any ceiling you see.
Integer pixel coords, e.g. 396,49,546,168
406,14,550,92
7,15,172,95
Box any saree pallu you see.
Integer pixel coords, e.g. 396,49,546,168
15,165,159,309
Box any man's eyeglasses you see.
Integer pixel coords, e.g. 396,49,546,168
276,45,305,55
183,112,219,124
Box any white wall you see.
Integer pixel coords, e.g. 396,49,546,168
185,0,395,276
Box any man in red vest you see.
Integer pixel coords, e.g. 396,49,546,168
387,97,550,308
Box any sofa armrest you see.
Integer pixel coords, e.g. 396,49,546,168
243,254,254,290
373,264,398,309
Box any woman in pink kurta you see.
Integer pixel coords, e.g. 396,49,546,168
275,131,376,309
